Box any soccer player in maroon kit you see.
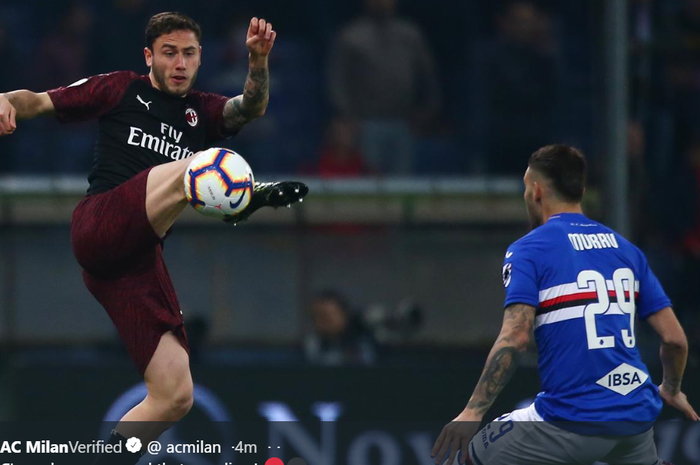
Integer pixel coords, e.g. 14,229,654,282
0,12,307,463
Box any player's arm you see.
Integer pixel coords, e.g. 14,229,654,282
0,91,55,135
432,303,535,464
647,307,699,420
222,17,275,133
461,303,535,417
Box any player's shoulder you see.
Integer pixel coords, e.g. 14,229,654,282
187,87,225,99
185,89,229,113
504,218,587,262
505,227,550,260
52,71,141,93
608,228,649,265
89,70,143,86
578,218,650,269
586,217,646,254
510,222,558,247
106,70,142,80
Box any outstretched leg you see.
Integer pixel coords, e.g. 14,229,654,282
144,154,309,233
145,157,192,238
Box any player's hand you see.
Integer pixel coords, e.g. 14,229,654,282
246,17,276,58
0,94,17,136
431,412,481,465
659,384,700,421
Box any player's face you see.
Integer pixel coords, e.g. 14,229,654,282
145,30,201,97
523,168,544,229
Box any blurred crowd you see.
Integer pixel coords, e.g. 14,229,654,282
631,0,700,356
1,0,700,356
0,0,586,176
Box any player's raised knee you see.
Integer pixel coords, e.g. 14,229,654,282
168,386,194,420
164,363,194,420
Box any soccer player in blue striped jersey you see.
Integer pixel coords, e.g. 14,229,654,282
432,145,698,465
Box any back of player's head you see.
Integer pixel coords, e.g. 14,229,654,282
145,12,202,49
528,144,586,203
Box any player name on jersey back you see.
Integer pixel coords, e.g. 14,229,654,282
503,213,670,432
568,233,619,251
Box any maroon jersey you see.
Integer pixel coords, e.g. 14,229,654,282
48,71,233,195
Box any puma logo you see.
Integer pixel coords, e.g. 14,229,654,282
136,95,152,110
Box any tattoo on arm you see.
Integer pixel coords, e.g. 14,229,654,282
665,375,682,393
466,346,519,414
223,67,269,132
243,68,269,108
223,97,247,132
661,340,686,393
465,304,535,416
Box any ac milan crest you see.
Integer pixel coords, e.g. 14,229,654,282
186,108,198,127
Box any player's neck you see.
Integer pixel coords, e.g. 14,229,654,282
543,203,584,223
148,72,161,92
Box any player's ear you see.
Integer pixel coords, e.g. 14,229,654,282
533,181,543,203
144,47,153,67
199,45,203,66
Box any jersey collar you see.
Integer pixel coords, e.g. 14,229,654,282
547,212,587,222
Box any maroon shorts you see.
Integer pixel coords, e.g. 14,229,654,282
71,168,189,375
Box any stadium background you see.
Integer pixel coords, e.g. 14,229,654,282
1,0,700,463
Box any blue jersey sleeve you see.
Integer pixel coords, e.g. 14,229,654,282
502,243,539,308
637,256,672,319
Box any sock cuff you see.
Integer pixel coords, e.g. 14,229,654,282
109,430,127,442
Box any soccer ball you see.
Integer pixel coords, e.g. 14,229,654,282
184,148,254,218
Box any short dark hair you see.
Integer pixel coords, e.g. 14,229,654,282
145,12,201,49
528,144,586,203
